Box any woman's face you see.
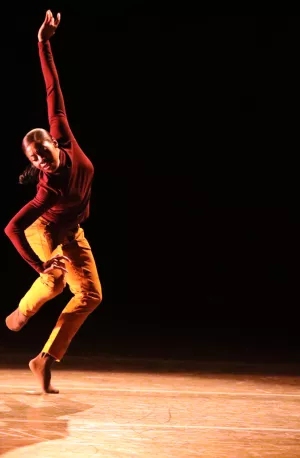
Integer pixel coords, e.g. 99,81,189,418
25,139,60,173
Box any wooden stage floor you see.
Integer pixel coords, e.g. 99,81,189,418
0,354,300,457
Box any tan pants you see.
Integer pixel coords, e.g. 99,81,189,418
19,217,102,361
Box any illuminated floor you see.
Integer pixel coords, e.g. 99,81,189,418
0,355,300,457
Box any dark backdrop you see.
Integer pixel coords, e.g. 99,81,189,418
0,12,299,362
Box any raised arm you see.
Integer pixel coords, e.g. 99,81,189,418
4,12,71,276
38,11,74,143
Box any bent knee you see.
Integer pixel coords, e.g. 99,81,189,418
90,291,103,308
85,290,102,310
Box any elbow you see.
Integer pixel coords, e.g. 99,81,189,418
4,222,19,238
4,223,11,236
4,223,13,238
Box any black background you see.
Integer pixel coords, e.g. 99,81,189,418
1,12,300,363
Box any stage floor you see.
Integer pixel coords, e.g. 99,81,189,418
0,354,300,457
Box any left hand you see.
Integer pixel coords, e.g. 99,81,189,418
42,254,71,274
38,10,61,42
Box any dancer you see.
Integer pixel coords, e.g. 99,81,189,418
4,10,102,393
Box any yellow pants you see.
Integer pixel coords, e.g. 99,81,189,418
19,217,102,361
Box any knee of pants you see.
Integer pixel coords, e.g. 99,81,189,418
82,290,102,312
41,273,66,294
89,290,103,309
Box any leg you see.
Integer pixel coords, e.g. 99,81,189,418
5,218,66,393
42,226,102,362
5,218,66,331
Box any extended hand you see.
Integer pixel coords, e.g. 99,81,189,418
42,254,71,274
38,10,61,42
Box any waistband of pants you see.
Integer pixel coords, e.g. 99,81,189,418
37,216,80,233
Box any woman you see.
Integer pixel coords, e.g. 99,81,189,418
4,10,102,393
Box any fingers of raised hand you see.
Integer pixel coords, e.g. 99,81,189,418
45,10,51,24
55,12,61,26
45,10,60,29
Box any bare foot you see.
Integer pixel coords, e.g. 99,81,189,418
6,307,29,331
29,352,59,394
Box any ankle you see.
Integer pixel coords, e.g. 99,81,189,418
40,352,55,365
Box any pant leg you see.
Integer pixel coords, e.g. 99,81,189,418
42,226,102,361
18,218,66,317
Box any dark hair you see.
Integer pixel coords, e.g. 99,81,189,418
19,164,40,185
19,128,54,185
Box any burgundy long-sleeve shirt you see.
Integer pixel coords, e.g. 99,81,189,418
4,40,94,273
